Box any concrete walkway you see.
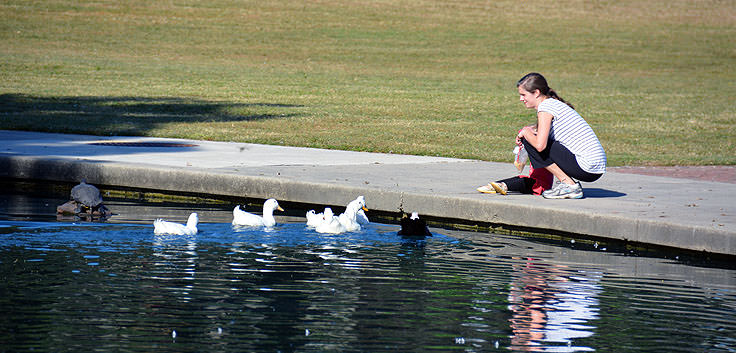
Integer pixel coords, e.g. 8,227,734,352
1,130,733,255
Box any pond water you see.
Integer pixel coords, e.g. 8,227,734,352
1,185,735,352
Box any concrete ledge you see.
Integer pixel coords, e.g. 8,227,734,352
1,154,733,255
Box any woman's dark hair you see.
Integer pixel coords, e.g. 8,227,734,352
517,72,574,109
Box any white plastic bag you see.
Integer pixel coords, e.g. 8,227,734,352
513,145,528,173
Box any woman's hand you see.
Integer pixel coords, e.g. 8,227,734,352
515,126,534,146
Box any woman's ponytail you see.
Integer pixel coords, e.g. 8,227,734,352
547,88,574,109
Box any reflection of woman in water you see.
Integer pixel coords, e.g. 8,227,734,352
507,257,601,352
507,259,554,351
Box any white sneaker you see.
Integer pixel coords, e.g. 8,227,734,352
542,182,583,199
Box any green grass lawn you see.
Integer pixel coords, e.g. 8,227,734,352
1,0,734,165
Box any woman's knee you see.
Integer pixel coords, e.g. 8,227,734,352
522,139,552,168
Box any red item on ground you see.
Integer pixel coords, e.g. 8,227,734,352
521,165,554,195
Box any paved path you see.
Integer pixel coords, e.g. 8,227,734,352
611,166,736,184
1,130,733,255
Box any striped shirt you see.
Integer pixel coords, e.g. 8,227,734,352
538,98,607,174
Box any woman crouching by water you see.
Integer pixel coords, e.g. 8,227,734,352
514,73,606,199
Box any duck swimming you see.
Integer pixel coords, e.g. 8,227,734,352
315,210,348,234
398,212,432,237
306,207,334,228
338,196,369,232
232,198,284,227
154,212,199,235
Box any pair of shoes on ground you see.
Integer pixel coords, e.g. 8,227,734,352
476,182,508,195
542,181,583,199
478,180,584,199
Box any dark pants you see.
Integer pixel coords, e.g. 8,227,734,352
522,138,602,183
497,176,537,194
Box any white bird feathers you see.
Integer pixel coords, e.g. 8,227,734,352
154,212,199,235
338,196,369,232
315,209,348,234
308,196,369,234
306,207,334,228
232,198,284,227
151,197,375,236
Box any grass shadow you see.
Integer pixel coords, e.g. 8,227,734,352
0,93,304,136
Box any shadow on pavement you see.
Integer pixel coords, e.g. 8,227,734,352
582,188,627,198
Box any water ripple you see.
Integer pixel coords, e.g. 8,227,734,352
0,220,734,352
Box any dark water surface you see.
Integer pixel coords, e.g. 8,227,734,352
1,188,735,352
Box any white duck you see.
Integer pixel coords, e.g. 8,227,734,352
338,196,369,232
154,212,199,235
232,198,284,227
306,207,334,228
315,210,348,234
